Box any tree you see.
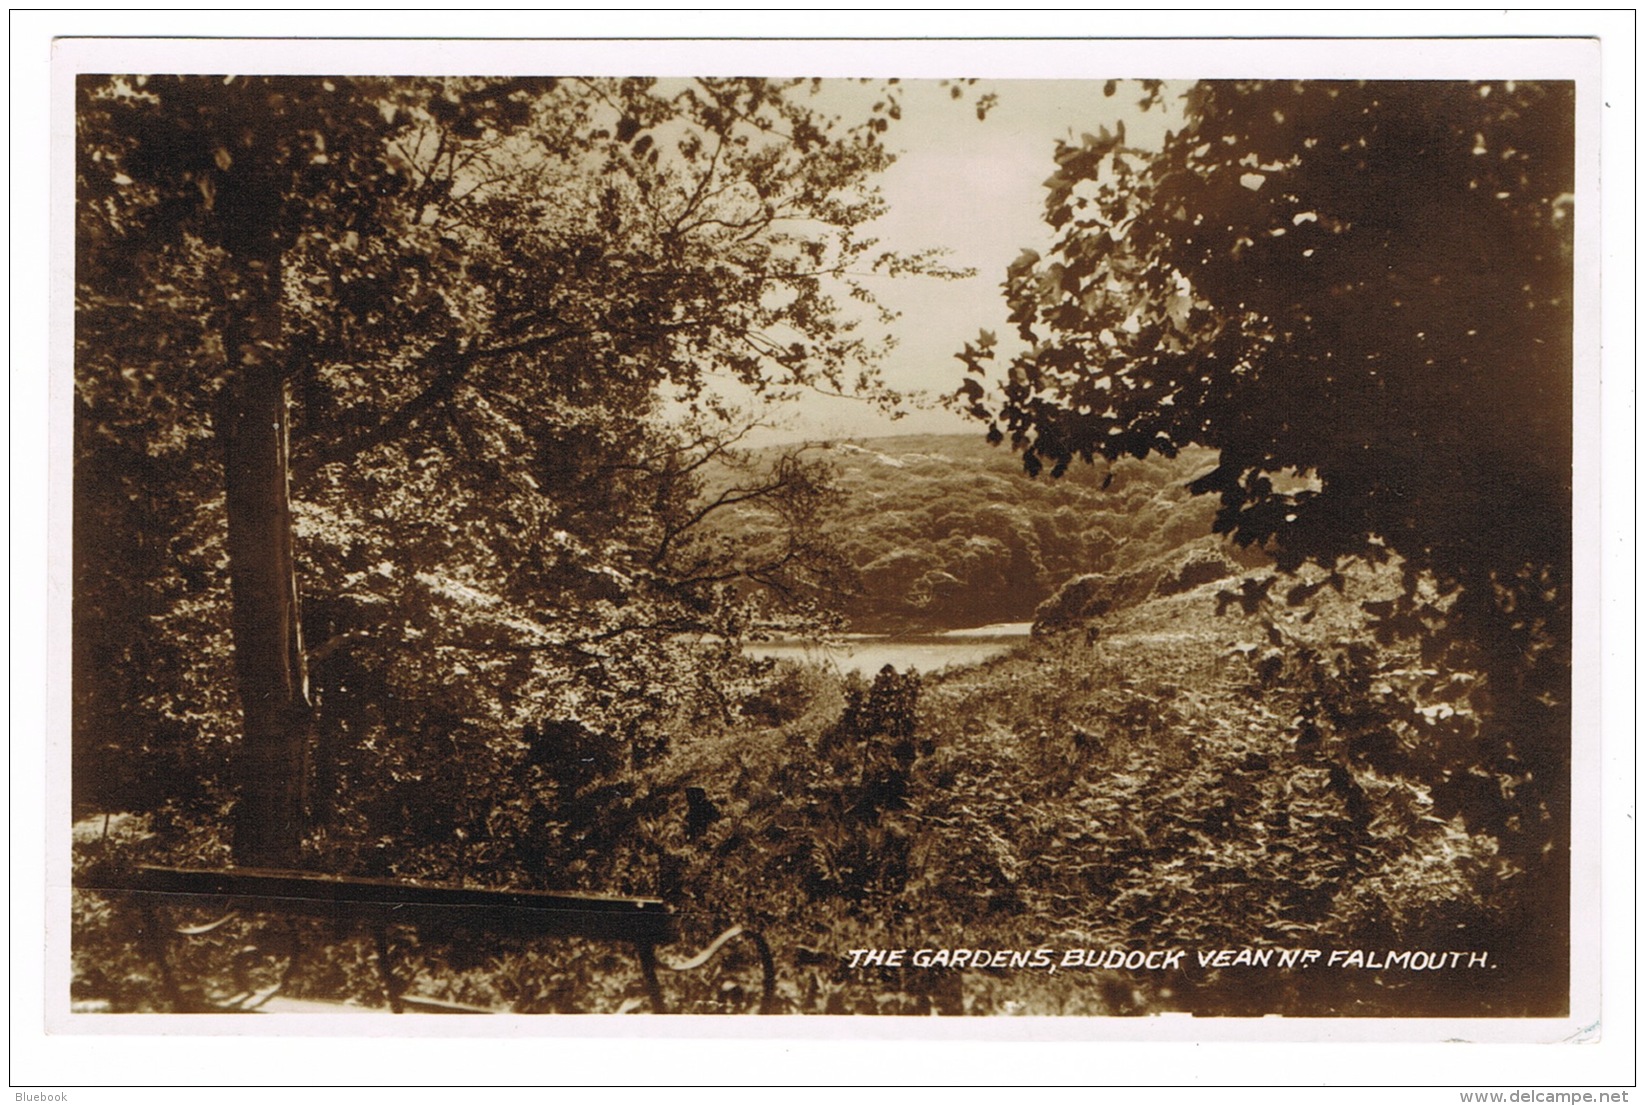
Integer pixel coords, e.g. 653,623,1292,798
75,75,953,868
960,80,1574,977
965,80,1572,585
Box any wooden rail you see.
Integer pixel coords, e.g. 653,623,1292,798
76,863,774,1014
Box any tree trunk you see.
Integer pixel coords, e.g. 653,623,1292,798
220,362,311,868
216,131,311,868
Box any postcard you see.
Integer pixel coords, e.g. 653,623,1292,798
19,15,1630,1092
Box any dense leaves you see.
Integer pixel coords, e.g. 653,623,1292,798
74,75,954,868
961,78,1575,994
967,82,1572,595
966,84,1573,799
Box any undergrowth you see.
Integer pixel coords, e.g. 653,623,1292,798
74,562,1556,1016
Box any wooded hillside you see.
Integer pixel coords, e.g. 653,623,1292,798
713,433,1265,631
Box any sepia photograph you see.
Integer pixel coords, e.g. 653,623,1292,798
31,21,1624,1083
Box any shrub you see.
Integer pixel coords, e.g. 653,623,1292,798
1154,545,1242,598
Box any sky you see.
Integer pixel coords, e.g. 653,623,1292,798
747,79,1180,445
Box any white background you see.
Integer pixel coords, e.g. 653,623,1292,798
10,9,1635,1097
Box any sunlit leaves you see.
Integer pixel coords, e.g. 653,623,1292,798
75,75,956,872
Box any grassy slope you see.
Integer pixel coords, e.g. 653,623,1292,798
657,558,1532,1017
638,436,1541,1016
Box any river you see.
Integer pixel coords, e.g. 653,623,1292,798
746,621,1034,675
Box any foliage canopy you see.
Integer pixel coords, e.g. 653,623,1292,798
961,80,1573,625
74,75,953,868
959,80,1575,955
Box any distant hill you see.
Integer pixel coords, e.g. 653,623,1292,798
729,432,1262,631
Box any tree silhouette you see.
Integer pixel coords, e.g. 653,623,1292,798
961,80,1574,994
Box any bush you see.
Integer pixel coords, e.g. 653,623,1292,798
1037,535,1261,637
1033,573,1113,634
1154,545,1241,598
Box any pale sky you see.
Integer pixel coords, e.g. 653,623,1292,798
751,79,1180,444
